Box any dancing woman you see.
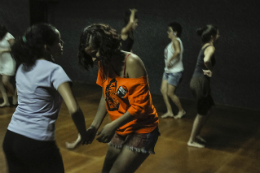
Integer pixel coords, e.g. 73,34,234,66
121,9,138,52
3,23,87,173
78,24,159,173
0,25,17,107
160,22,186,119
187,25,219,148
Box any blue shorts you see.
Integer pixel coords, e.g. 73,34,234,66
163,72,183,86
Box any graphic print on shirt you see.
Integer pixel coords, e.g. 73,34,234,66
116,85,127,98
105,78,120,111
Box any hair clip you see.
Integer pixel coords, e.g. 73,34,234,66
22,36,27,43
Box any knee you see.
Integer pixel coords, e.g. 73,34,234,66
160,88,167,95
167,91,175,97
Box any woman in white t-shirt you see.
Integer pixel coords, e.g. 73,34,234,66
160,22,186,119
0,25,17,107
3,23,88,173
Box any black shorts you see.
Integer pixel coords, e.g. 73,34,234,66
190,76,214,115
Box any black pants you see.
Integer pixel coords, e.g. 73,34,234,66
3,130,64,173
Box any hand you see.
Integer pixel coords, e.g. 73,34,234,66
96,123,116,143
203,69,212,77
65,133,82,149
83,126,98,145
130,9,137,13
166,62,172,69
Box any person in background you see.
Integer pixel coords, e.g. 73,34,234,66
0,24,17,107
160,22,186,119
121,8,138,52
187,24,219,148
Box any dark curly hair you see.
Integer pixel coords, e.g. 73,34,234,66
168,22,182,37
78,24,121,79
197,25,218,44
0,25,8,40
11,23,59,69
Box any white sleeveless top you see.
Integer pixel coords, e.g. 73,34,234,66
164,37,184,73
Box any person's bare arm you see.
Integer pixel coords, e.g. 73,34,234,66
57,82,87,139
0,39,15,55
91,89,107,129
8,39,15,46
167,40,181,68
203,46,215,77
66,88,107,147
121,9,137,37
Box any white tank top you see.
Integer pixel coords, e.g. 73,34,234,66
164,37,184,73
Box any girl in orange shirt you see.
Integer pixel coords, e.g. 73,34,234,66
78,24,159,173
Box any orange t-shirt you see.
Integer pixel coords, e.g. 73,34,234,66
96,67,159,136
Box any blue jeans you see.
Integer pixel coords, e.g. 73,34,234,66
163,71,183,86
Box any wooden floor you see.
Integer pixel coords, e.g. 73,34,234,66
0,83,259,173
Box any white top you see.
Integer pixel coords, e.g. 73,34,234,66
164,37,184,73
0,32,16,76
8,60,71,141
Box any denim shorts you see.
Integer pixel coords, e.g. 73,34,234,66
163,71,183,86
108,127,160,154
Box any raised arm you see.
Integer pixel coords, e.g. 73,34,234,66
121,9,137,36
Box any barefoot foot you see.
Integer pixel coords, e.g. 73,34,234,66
161,112,174,119
196,136,206,143
175,110,186,119
187,141,205,148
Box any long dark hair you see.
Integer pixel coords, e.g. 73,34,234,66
78,24,121,79
197,25,218,44
0,25,8,40
11,23,59,69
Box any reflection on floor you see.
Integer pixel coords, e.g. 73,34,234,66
0,83,259,173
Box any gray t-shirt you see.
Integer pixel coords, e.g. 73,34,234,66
8,60,71,141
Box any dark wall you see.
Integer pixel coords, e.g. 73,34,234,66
8,0,259,110
0,0,30,39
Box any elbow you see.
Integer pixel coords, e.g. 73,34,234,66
128,106,143,118
176,51,180,55
128,103,149,118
